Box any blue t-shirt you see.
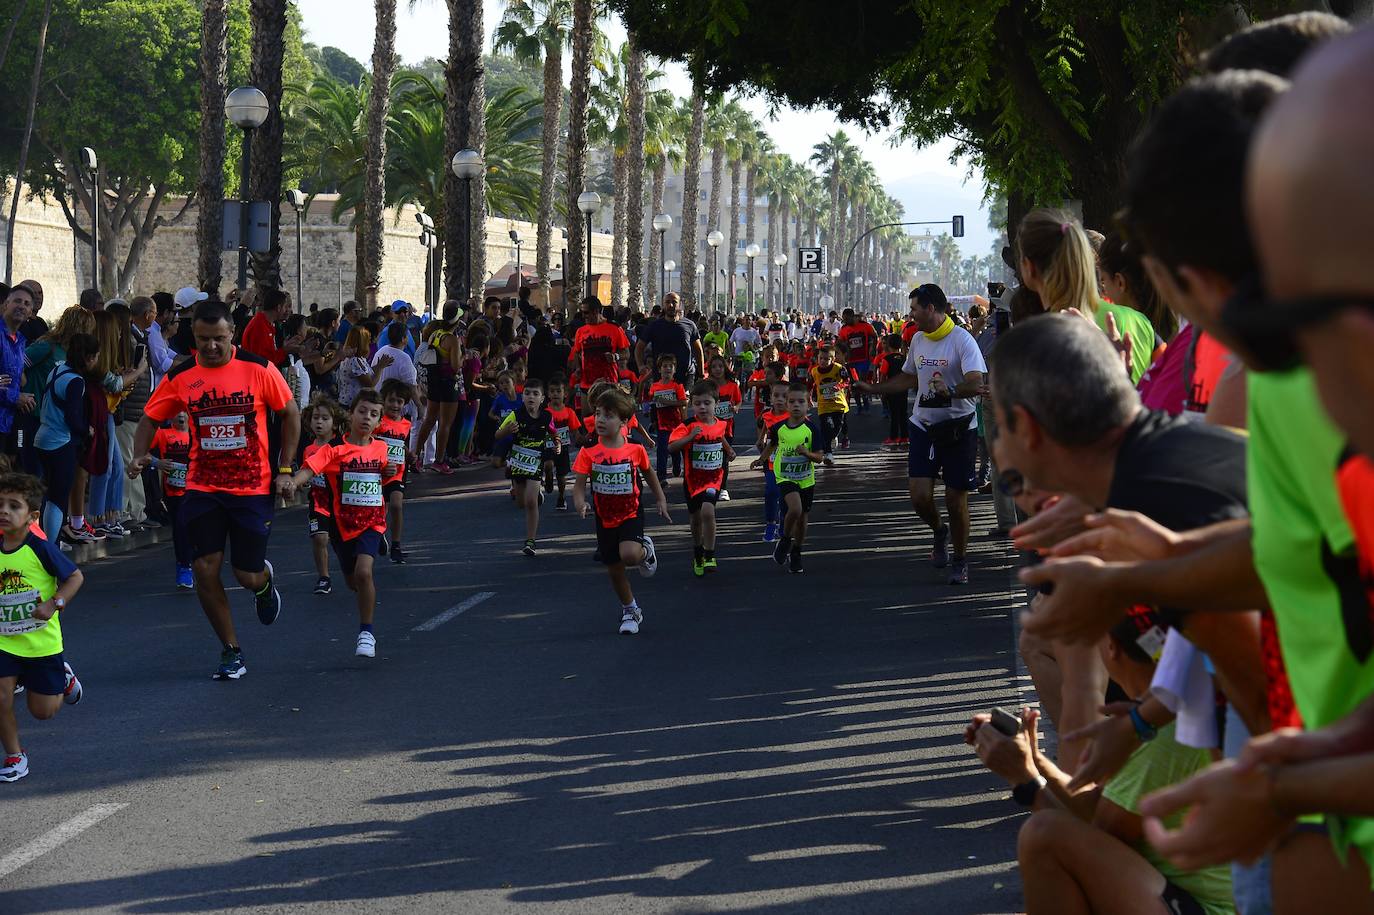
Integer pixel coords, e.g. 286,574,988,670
491,393,522,422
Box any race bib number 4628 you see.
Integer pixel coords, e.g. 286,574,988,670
340,471,383,507
198,414,247,451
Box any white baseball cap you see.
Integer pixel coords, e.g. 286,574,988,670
174,286,209,309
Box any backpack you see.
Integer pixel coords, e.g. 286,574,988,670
416,329,450,367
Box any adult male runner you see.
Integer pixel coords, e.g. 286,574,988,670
128,300,300,680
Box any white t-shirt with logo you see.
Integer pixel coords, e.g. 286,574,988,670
902,326,986,430
729,326,761,355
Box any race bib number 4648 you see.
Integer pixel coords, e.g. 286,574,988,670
591,462,634,495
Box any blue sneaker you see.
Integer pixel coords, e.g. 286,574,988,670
763,523,779,543
253,560,281,626
176,564,194,590
212,648,246,681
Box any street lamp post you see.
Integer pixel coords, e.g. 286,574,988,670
576,191,602,299
451,149,484,298
559,228,568,312
286,189,306,312
509,228,522,301
772,252,787,311
663,260,676,295
829,267,841,301
80,147,98,291
416,210,436,314
705,230,724,311
745,243,760,313
225,86,270,292
652,213,673,303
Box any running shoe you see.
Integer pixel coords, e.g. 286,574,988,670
719,490,731,502
619,606,643,635
763,523,779,543
523,539,537,557
840,438,851,450
693,557,705,577
703,557,718,574
138,519,163,530
789,550,804,574
62,662,82,706
98,522,127,539
556,496,568,511
355,631,376,658
314,576,332,595
390,545,408,564
254,560,281,626
930,525,950,569
63,521,103,543
0,751,29,782
773,537,791,567
592,548,603,563
882,437,896,446
13,683,24,696
638,535,658,577
212,648,246,681
823,454,835,467
176,565,194,590
378,534,389,556
948,558,969,586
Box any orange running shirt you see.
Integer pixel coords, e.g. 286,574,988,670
302,440,332,517
571,322,631,389
574,440,650,528
150,427,192,497
375,415,411,485
648,380,687,429
304,439,390,541
670,419,728,497
143,348,293,496
549,405,580,451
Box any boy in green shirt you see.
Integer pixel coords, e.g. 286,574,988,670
756,381,823,573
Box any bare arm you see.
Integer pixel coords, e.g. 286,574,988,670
856,370,919,395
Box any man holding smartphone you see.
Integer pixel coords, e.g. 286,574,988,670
121,297,160,528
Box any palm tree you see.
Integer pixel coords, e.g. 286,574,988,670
493,0,572,301
362,0,398,310
622,37,647,312
443,0,484,300
196,0,228,295
678,86,704,309
643,91,683,309
931,232,959,290
703,97,730,307
810,130,854,289
723,102,752,302
758,153,783,312
562,0,596,303
248,0,289,291
742,129,771,309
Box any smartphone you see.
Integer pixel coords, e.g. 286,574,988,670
987,282,1006,300
993,309,1012,337
133,344,147,367
990,706,1021,737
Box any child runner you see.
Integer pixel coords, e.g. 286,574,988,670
494,377,558,556
377,379,413,564
647,355,687,480
0,472,86,782
544,374,579,511
706,355,742,500
572,387,671,635
879,334,909,446
487,371,522,468
582,380,654,450
751,381,790,543
809,344,852,465
150,412,193,590
759,382,823,573
301,398,341,594
669,381,735,576
283,391,398,659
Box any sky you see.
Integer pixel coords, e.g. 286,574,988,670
294,0,998,260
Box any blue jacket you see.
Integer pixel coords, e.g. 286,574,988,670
0,328,27,433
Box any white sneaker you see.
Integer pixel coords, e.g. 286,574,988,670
638,535,658,578
355,631,376,658
0,751,29,782
619,607,642,635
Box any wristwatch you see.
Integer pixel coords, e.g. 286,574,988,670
277,466,294,475
1012,775,1047,807
1129,706,1158,742
53,596,66,612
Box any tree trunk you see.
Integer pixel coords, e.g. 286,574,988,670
443,0,482,301
354,220,366,303
3,0,50,287
727,157,740,304
467,25,487,302
247,0,287,293
646,160,664,309
610,150,627,310
764,194,776,312
0,0,31,78
707,140,722,310
778,198,789,311
679,86,703,310
534,40,561,298
624,36,646,313
196,0,228,296
363,0,396,311
562,0,594,303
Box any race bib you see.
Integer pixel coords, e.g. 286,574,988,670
198,414,247,451
508,445,542,475
165,460,188,489
654,390,678,407
820,382,839,401
591,462,634,495
339,471,383,507
310,473,326,489
0,588,43,636
713,401,734,420
690,442,724,471
378,435,406,465
779,454,811,482
557,425,572,447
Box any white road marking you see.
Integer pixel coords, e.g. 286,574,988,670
412,591,496,632
0,803,127,880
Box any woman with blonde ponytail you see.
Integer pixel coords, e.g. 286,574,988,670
1016,208,1155,382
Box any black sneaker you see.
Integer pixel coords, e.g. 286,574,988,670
378,534,389,556
773,537,792,567
212,647,246,681
789,549,804,574
948,558,969,585
314,575,332,594
523,539,537,556
390,545,407,564
930,525,949,569
556,496,568,511
254,560,282,626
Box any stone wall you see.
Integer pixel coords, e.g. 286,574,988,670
3,189,615,314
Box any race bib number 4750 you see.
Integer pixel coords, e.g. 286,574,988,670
690,442,724,471
198,414,247,451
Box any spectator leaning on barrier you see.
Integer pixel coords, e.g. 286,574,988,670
119,296,158,527
0,285,37,460
16,279,47,343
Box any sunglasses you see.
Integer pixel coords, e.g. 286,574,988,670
1219,274,1374,373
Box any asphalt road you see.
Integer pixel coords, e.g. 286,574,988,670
1,411,1030,914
